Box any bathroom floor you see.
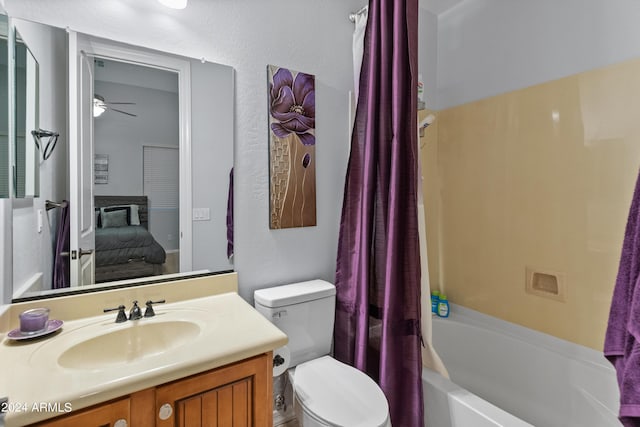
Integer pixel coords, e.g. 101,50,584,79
275,419,299,427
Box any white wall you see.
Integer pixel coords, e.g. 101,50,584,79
11,19,67,297
435,0,640,109
418,8,438,108
94,81,179,197
190,59,234,273
4,0,363,302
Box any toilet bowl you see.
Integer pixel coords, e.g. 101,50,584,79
290,356,391,427
254,280,391,427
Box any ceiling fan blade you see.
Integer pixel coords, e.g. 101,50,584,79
110,107,138,117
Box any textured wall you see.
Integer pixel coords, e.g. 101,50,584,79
3,0,363,302
10,20,67,297
435,0,640,109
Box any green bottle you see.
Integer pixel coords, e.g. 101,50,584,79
431,291,440,314
437,294,450,318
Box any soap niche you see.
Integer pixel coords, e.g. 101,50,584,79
525,266,566,302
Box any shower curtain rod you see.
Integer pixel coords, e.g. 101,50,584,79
349,5,368,22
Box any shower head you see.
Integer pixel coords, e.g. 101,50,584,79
419,114,436,130
418,114,436,138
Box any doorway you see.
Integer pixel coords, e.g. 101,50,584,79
68,33,193,287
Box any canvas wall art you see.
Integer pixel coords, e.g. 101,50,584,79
268,65,317,229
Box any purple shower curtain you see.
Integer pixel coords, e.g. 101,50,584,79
334,0,423,426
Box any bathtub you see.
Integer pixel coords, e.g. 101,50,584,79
423,304,620,427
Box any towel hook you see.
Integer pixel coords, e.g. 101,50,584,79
32,129,60,161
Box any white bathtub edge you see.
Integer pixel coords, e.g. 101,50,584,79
449,303,614,372
423,368,534,427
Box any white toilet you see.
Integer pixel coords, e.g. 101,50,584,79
254,280,391,427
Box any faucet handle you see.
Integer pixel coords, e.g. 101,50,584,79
129,301,143,321
144,299,166,317
104,305,127,323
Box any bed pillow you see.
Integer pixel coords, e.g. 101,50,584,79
128,204,141,226
101,209,128,228
101,206,131,225
101,204,141,226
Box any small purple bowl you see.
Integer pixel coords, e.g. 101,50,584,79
19,308,50,335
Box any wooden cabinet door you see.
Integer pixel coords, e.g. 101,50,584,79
155,353,272,427
32,397,130,427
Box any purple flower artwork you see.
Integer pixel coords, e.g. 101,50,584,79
268,65,317,229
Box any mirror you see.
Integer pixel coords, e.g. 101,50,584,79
0,13,8,198
14,27,39,198
10,19,234,301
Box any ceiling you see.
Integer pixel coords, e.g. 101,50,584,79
419,0,465,15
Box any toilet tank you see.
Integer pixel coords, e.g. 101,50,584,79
254,280,336,367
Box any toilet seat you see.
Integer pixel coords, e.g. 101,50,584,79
293,356,390,427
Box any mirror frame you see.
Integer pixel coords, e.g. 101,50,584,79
11,270,232,303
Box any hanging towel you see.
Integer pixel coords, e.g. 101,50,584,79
226,168,234,259
605,168,640,426
52,201,70,289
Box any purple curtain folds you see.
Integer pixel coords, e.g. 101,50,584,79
334,1,423,426
52,201,70,289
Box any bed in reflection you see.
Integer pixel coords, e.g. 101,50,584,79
94,195,166,283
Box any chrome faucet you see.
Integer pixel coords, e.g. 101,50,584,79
144,299,166,317
103,305,127,323
104,299,164,323
129,301,143,321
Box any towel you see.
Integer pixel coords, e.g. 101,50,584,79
226,168,234,260
52,200,70,289
605,167,640,426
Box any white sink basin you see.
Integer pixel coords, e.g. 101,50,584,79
57,320,201,370
27,309,212,372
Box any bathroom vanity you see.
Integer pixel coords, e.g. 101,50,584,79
32,353,271,426
0,273,288,427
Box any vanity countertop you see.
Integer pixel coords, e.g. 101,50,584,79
0,292,288,426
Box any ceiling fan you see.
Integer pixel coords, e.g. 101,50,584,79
93,94,137,118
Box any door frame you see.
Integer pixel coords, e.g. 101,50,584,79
71,33,193,273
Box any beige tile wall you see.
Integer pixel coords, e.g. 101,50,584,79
421,58,640,350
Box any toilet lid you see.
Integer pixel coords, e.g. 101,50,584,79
294,356,389,427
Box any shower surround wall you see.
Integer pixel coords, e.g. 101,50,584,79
422,57,640,351
419,0,640,352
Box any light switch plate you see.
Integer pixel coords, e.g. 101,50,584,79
37,209,43,233
192,208,211,221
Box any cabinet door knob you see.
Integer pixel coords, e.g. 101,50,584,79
159,403,173,420
114,419,128,427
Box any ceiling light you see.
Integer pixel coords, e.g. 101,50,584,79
157,0,188,9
